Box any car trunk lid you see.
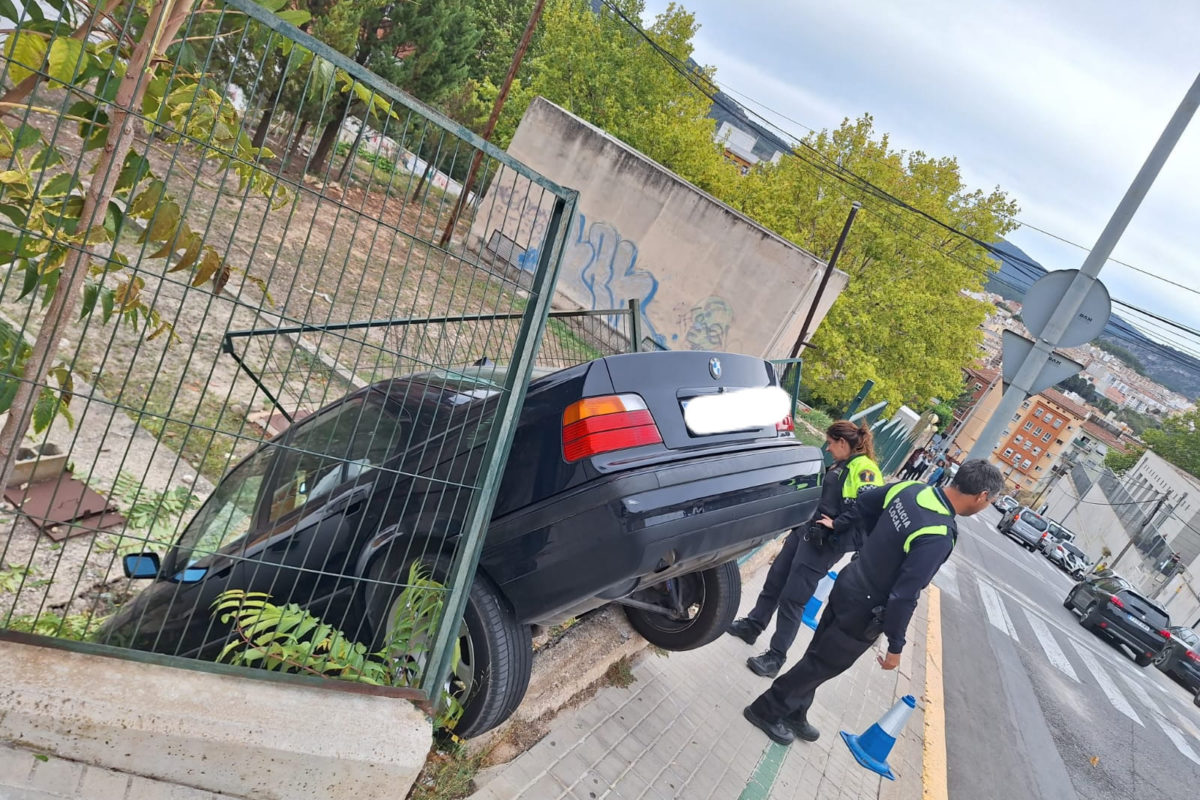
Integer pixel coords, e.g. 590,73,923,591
601,352,787,452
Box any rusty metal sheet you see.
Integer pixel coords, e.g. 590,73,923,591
3,472,124,540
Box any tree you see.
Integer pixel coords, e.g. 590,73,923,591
1105,445,1144,476
1143,409,1200,479
1096,338,1147,376
482,0,738,197
731,116,1020,410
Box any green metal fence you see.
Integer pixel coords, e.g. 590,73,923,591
0,0,581,735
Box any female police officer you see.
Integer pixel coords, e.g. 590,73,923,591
727,420,883,677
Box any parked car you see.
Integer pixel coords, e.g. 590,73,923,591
99,351,824,737
1046,540,1089,578
1063,574,1172,666
1037,520,1076,555
992,495,1019,514
1153,626,1200,692
998,506,1049,551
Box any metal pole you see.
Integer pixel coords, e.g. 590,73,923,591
966,72,1200,464
789,201,861,358
438,0,548,247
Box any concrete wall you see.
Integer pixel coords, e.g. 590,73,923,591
0,638,431,800
471,97,847,358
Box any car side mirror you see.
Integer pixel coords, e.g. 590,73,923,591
123,552,161,579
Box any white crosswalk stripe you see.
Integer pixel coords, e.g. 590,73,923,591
1021,607,1078,682
1152,714,1200,765
1115,671,1160,714
978,581,1020,642
1066,640,1142,726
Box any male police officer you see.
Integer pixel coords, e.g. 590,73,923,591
742,460,1004,744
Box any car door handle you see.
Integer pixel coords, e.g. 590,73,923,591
324,486,371,517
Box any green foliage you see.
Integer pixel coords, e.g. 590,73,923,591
98,472,201,553
1116,407,1161,437
213,562,463,729
0,562,45,593
1055,374,1116,414
7,609,104,640
731,116,1020,410
1104,445,1144,477
1095,339,1147,376
1142,408,1200,479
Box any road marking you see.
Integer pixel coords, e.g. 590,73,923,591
736,742,787,800
1152,715,1200,765
1021,607,1078,682
978,581,1020,642
934,560,960,601
922,585,949,800
1115,670,1160,714
1068,641,1143,726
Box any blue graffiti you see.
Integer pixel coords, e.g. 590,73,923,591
561,214,664,347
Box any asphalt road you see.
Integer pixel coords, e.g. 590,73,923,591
938,505,1200,800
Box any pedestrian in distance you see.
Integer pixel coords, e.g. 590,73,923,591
926,458,946,486
742,460,1004,746
897,449,926,481
726,420,884,678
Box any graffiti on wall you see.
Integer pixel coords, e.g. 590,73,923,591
675,297,734,351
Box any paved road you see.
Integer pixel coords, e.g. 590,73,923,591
938,506,1200,800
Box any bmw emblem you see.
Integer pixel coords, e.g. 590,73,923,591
708,357,722,379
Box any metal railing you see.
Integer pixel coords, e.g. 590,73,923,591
0,0,576,731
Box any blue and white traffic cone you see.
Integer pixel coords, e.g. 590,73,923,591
839,695,917,781
801,570,838,629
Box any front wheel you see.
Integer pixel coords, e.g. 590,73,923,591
367,557,532,739
623,560,741,651
1154,647,1177,671
1062,588,1076,610
1080,601,1101,631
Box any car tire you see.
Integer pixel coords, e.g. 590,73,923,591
1194,689,1200,709
367,557,532,739
1062,588,1076,610
1134,653,1153,668
1080,601,1101,631
1153,647,1177,671
623,560,741,651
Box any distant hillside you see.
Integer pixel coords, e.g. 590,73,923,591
984,240,1200,401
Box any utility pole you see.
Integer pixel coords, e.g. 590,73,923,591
1109,489,1171,571
966,72,1200,465
438,0,548,247
788,202,861,358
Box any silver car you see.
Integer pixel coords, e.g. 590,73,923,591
1047,540,1089,578
999,506,1049,551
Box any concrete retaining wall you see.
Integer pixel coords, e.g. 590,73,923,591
0,638,431,800
470,97,846,357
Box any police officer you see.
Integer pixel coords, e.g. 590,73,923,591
742,460,1004,745
727,420,883,678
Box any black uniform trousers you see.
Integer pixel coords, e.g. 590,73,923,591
748,564,880,724
744,528,845,657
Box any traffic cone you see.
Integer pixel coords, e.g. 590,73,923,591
801,570,838,629
839,695,917,781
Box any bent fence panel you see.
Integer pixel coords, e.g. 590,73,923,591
0,0,579,728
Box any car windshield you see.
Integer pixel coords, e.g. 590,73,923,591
1062,543,1085,558
1176,628,1200,648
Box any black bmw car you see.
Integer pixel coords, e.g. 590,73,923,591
1064,573,1171,666
100,351,824,736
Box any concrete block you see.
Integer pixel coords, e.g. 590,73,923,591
75,767,129,800
0,639,431,800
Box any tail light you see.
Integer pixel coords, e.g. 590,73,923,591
1187,650,1199,662
562,394,662,462
1109,595,1125,609
776,415,794,435
1160,629,1172,639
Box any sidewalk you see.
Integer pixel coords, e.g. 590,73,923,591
469,562,934,800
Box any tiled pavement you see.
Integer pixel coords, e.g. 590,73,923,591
469,563,930,800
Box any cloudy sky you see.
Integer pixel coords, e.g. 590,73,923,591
641,0,1199,357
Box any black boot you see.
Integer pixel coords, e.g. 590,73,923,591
726,617,761,644
785,716,820,742
743,705,794,745
747,649,786,678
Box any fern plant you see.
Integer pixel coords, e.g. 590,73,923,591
7,609,104,641
213,562,463,730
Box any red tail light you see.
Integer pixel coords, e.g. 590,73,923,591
776,415,794,434
562,394,662,462
1109,595,1125,609
1187,650,1199,662
1160,629,1171,639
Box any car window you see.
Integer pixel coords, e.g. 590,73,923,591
1096,577,1125,593
1018,511,1048,531
171,446,275,568
1176,628,1200,648
1122,592,1169,628
266,396,407,526
1063,543,1085,558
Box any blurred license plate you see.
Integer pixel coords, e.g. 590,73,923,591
1126,614,1151,632
682,387,789,435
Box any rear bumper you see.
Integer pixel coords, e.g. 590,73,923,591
1005,524,1042,546
483,445,821,625
1094,609,1168,657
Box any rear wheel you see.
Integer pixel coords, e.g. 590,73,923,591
367,556,532,739
1153,647,1177,671
1134,653,1153,668
623,560,741,651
